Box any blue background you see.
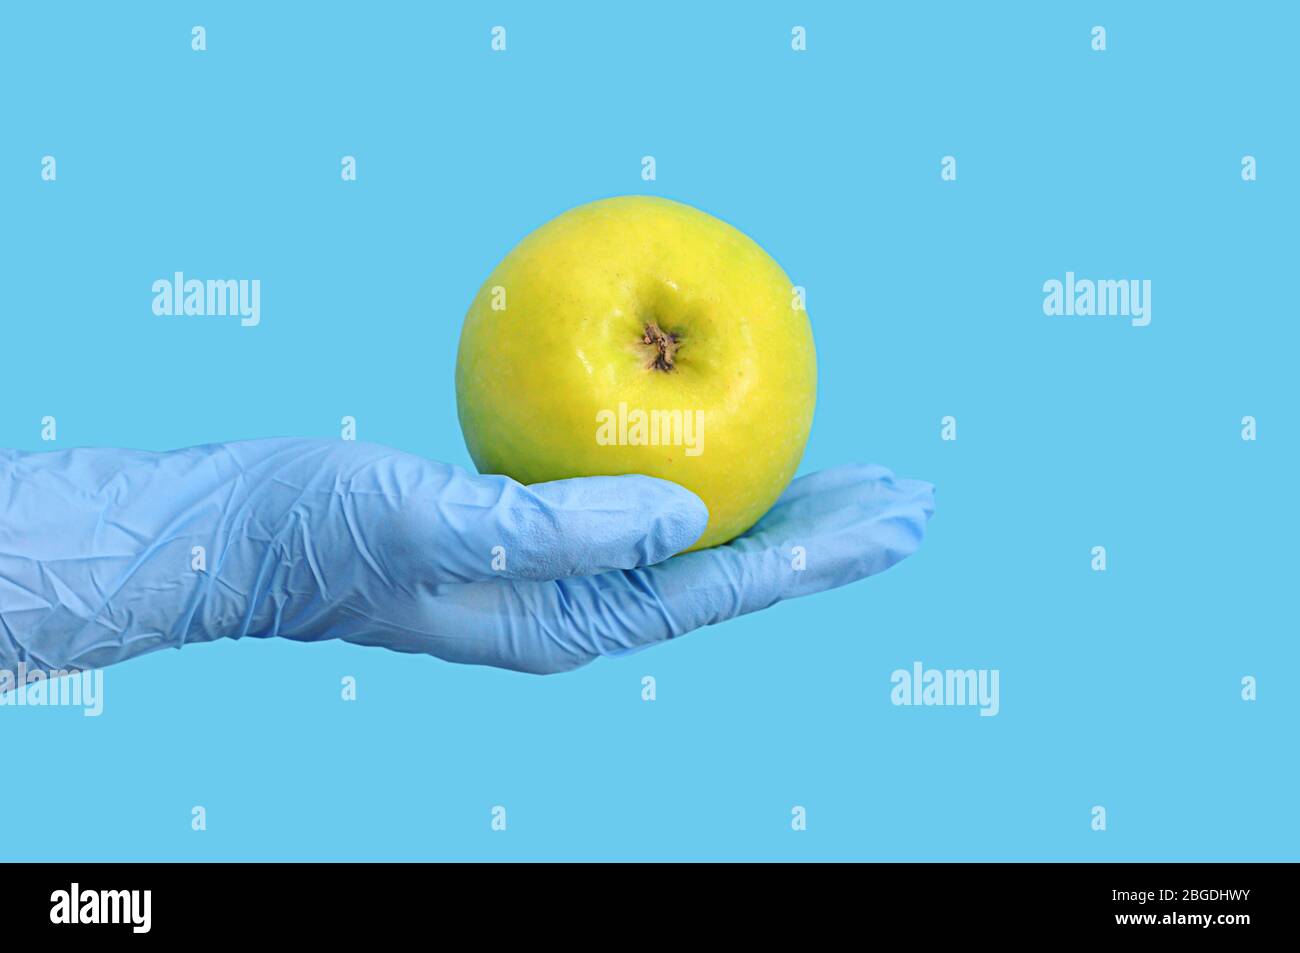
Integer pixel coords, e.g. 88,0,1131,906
1,1,1295,860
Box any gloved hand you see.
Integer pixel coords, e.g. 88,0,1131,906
0,438,933,675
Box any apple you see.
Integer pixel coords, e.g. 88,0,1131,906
455,195,817,550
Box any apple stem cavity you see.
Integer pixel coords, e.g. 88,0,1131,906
642,321,679,372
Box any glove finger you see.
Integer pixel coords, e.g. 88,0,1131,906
185,440,707,587
569,463,934,656
384,468,708,583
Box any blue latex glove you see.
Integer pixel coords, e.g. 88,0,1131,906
0,439,933,675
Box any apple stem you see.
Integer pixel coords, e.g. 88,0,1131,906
642,322,679,371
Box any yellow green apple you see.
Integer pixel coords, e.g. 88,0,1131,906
455,195,816,550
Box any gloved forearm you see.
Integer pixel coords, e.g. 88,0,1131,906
0,438,360,671
0,438,710,673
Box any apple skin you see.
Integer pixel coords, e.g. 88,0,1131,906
455,195,817,551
